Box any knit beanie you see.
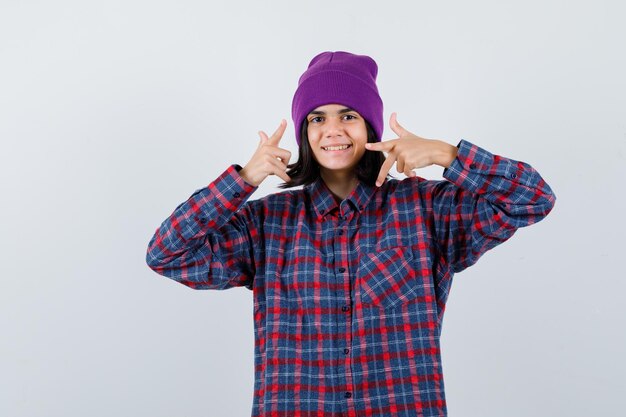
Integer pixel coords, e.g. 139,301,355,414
291,51,384,146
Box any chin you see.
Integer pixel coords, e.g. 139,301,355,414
321,162,358,172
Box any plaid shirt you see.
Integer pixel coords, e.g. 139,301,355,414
146,139,556,417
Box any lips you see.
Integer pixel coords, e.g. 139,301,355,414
322,144,352,151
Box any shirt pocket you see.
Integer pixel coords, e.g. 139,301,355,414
357,246,420,310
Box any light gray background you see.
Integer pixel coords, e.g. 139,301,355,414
1,1,624,416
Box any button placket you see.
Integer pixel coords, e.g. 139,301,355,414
332,208,354,409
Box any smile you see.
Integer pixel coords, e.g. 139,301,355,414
322,144,352,151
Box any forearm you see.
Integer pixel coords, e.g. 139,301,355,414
146,164,257,271
428,140,556,272
443,139,557,225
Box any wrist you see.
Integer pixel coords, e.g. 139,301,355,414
433,141,458,168
238,167,260,187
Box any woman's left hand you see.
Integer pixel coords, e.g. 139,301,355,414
365,113,459,187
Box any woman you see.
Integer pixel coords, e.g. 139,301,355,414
146,51,556,417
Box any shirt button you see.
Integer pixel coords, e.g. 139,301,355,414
233,192,240,198
345,392,352,399
341,305,351,312
338,267,346,273
509,173,517,179
470,163,477,169
343,348,350,354
198,217,207,224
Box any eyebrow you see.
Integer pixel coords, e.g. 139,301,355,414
308,107,356,116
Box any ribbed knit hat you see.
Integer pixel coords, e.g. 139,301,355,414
291,51,384,146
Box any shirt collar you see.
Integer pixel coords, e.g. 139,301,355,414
305,175,377,220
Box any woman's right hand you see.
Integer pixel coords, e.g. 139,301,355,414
239,119,292,187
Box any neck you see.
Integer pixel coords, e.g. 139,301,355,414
320,168,359,202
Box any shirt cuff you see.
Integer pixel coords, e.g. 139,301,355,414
182,164,258,237
442,139,531,194
190,164,257,197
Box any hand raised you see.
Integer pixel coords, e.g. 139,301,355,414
239,119,292,187
365,113,456,187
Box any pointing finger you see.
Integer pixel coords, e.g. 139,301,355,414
269,119,287,144
365,140,395,153
376,153,396,187
277,171,292,183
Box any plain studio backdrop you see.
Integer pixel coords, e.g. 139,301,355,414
1,1,624,416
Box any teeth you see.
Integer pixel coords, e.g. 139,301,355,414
323,145,350,151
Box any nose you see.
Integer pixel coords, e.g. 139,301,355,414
324,116,343,138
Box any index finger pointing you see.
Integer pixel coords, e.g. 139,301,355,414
365,140,394,153
376,153,396,187
269,119,287,144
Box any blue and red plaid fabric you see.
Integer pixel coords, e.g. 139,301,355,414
146,139,556,417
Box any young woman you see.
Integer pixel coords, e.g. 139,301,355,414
146,51,556,417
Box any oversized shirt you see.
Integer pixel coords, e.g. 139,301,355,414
146,139,556,417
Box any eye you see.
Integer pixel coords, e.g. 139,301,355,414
309,116,323,123
343,114,357,120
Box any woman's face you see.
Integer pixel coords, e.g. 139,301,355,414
306,103,368,176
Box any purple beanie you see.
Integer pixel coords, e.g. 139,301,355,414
291,51,384,146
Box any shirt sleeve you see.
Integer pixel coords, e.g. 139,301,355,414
145,164,260,290
422,139,557,273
